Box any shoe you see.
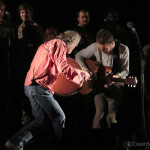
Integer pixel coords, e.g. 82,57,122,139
4,140,23,150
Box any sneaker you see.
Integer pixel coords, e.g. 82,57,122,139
4,140,23,150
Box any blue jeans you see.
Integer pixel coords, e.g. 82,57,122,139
8,85,65,149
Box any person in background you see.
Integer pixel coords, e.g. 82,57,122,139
4,30,91,150
102,8,130,47
16,2,44,126
44,25,59,42
66,9,96,128
70,8,96,59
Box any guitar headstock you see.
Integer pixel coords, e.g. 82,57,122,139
124,76,138,87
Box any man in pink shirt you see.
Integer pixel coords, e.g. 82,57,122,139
5,30,90,150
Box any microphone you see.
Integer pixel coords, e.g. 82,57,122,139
6,11,10,17
5,11,11,21
127,22,136,32
104,18,108,22
5,11,10,15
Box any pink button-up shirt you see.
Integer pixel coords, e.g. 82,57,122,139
24,39,86,94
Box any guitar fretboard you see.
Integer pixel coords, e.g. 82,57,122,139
112,78,125,83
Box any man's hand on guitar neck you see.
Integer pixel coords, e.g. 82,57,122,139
112,74,121,79
104,74,121,88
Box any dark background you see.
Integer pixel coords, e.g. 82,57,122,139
2,0,149,129
1,0,149,148
3,0,150,47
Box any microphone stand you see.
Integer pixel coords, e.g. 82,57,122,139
131,28,148,144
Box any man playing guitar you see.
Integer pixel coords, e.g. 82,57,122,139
75,29,130,129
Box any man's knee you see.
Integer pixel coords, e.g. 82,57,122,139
95,110,104,120
106,112,117,123
94,93,105,101
94,93,105,108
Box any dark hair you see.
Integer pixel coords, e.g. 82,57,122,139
96,29,114,44
18,2,34,15
45,26,59,35
105,8,119,21
77,9,89,17
0,0,6,9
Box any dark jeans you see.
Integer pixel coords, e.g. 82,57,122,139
8,85,65,149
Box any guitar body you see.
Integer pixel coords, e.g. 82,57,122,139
80,59,97,95
52,57,83,96
79,81,93,95
52,58,137,96
80,61,111,95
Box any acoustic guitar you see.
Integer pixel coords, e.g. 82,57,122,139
52,58,137,96
80,59,138,95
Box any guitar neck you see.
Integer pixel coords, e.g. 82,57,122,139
111,78,125,83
